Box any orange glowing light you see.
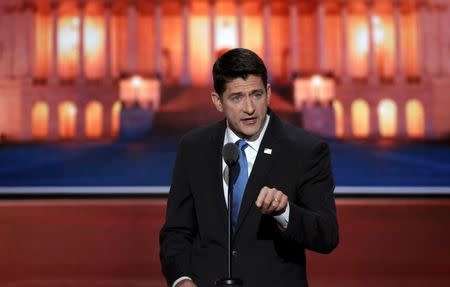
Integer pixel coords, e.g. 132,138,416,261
59,102,77,139
356,28,369,54
354,16,384,55
68,105,77,116
216,17,237,50
72,17,80,27
131,76,143,88
58,17,79,78
406,99,425,139
311,75,322,87
111,101,121,137
351,99,370,138
32,102,49,139
373,16,384,45
378,99,397,138
85,101,103,139
84,17,105,79
332,100,344,138
59,22,78,51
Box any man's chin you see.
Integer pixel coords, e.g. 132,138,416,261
240,127,261,140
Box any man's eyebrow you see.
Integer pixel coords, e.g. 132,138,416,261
228,89,264,97
229,92,243,97
250,89,265,94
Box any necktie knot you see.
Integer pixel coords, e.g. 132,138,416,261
236,139,248,151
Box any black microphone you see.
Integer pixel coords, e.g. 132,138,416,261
216,143,243,287
222,142,239,166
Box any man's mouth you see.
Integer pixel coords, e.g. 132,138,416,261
241,117,257,125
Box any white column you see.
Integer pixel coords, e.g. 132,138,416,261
418,1,429,82
180,0,191,85
9,8,17,78
209,0,216,68
445,5,450,76
340,1,350,84
316,0,325,72
397,99,407,138
237,0,243,48
103,0,112,84
370,105,379,138
367,0,378,85
343,101,353,138
127,0,137,75
48,103,58,140
289,0,298,76
24,2,36,82
0,8,5,78
76,1,86,85
263,0,272,80
393,0,404,83
437,4,448,76
155,0,163,79
49,1,59,85
432,3,445,77
103,105,112,137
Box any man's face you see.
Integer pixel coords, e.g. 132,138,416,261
212,75,270,141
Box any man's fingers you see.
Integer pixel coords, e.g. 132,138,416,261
275,195,288,212
267,191,284,214
255,187,288,215
262,189,274,211
255,187,269,207
268,190,284,212
267,197,280,213
256,187,285,214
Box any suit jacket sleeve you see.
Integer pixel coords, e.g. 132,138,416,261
282,141,339,254
160,138,197,286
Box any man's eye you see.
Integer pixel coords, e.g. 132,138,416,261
231,96,241,102
252,93,263,99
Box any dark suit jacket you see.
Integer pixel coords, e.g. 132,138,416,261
160,111,339,287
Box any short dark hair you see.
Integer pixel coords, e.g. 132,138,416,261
212,48,268,96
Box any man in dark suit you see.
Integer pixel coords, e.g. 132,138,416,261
160,48,339,287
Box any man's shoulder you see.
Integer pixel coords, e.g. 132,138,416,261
278,120,325,148
275,120,330,161
179,120,224,146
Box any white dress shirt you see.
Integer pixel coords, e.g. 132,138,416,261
222,115,289,228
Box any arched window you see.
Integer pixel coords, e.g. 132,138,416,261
85,101,103,139
31,101,49,139
378,99,397,138
351,99,370,138
58,101,77,139
406,99,425,139
111,101,121,137
332,100,344,138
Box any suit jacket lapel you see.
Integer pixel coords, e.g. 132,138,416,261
233,114,285,236
208,120,228,233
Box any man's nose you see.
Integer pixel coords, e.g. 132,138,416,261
242,96,255,114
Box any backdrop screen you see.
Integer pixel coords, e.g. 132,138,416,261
1,138,449,195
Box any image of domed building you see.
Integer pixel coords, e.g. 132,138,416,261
0,0,449,142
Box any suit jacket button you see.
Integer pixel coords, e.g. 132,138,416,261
232,250,238,257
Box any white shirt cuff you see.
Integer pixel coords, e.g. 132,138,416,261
273,202,290,229
172,276,192,287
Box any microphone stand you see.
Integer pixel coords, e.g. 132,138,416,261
215,164,243,286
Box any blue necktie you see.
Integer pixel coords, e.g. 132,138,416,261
232,139,249,230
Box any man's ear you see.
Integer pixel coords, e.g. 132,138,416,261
266,84,271,104
211,92,223,112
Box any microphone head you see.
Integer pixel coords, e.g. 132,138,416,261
222,142,239,166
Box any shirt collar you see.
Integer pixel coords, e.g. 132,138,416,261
224,114,270,153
